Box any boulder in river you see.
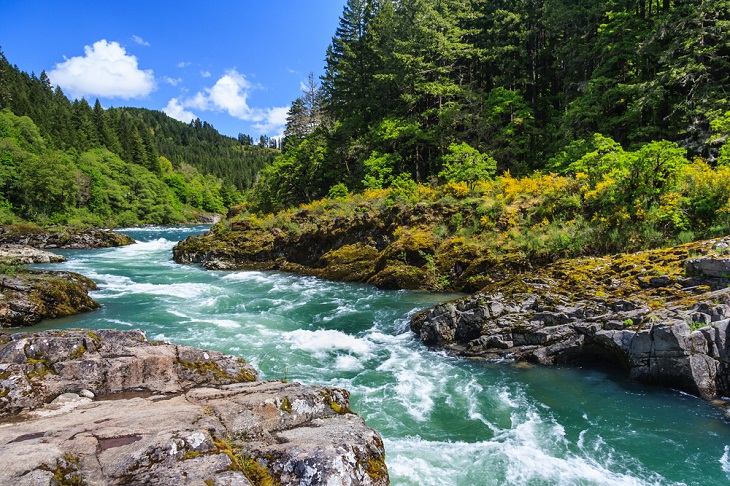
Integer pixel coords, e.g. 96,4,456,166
0,244,65,264
0,270,99,327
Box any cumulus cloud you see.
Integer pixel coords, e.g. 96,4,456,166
132,35,150,46
177,61,191,68
49,39,156,99
166,69,288,135
200,70,211,78
163,98,196,123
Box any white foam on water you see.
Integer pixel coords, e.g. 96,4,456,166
393,369,435,422
285,329,373,359
198,295,224,308
334,354,364,371
498,388,520,409
721,445,730,477
205,319,241,329
102,281,215,300
116,225,204,233
102,318,135,327
321,304,359,322
367,330,412,346
221,271,272,284
384,427,662,486
114,238,174,255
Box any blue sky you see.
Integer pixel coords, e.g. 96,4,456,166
1,0,344,138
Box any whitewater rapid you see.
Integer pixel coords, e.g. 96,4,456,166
31,226,730,485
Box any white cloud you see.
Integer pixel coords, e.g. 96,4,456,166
162,76,182,86
206,70,253,118
163,98,196,123
177,61,191,68
201,70,211,78
252,106,289,135
49,39,156,99
169,69,288,135
132,35,150,46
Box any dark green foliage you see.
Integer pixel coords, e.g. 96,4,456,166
253,0,730,211
117,108,277,190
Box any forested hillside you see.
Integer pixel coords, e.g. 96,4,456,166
118,108,277,190
256,0,730,211
0,52,277,227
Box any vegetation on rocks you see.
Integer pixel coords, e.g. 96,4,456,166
0,329,388,485
175,150,730,293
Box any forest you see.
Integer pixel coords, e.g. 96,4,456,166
256,0,730,214
0,51,277,227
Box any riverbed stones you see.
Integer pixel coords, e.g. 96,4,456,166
0,329,388,485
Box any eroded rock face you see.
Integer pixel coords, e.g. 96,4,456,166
0,329,388,486
412,290,730,399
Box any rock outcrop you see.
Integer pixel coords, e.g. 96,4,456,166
0,271,99,327
0,226,134,249
0,245,66,264
412,290,730,399
0,329,388,485
412,238,730,400
173,203,503,292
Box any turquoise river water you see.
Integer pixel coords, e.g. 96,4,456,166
25,226,730,485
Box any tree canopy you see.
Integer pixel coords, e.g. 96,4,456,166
255,0,730,211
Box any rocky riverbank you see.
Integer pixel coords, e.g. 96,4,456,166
0,226,134,327
0,225,134,249
411,237,730,401
0,245,66,265
0,329,388,485
173,205,730,403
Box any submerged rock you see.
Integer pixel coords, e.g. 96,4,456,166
0,329,388,485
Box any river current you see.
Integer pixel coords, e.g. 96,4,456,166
28,226,730,485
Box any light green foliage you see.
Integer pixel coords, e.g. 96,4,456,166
254,130,334,212
363,151,398,189
386,173,419,205
712,111,730,166
439,142,496,190
0,107,229,226
327,183,350,199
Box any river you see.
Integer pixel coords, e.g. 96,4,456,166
28,226,730,485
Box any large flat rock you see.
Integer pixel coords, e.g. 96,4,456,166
0,329,388,485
